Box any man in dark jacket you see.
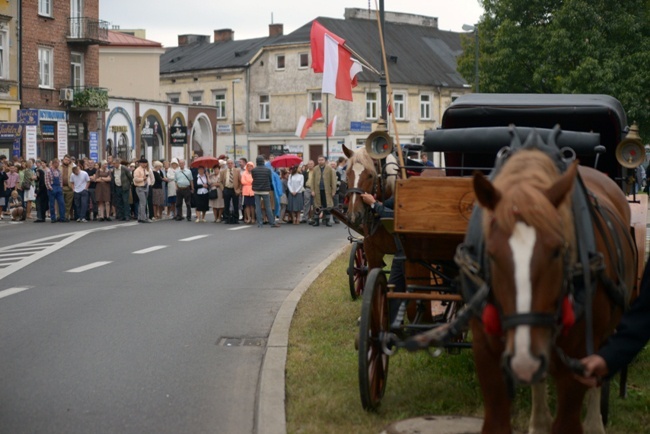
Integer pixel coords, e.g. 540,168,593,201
34,160,49,222
251,155,280,228
112,158,133,221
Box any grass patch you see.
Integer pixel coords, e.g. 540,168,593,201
286,247,650,433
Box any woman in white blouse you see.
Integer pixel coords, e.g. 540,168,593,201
286,165,304,225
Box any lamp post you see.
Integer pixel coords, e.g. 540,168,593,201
462,24,479,93
232,79,241,160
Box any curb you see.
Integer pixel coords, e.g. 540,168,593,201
255,241,350,434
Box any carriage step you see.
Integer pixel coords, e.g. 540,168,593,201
387,292,463,302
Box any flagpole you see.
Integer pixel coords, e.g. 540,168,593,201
342,44,381,75
374,0,406,179
325,93,330,160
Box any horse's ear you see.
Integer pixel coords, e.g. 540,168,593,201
342,144,354,159
546,160,579,208
473,171,501,211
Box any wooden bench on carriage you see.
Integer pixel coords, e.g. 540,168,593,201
350,94,647,431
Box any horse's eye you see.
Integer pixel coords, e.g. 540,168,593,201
552,247,562,259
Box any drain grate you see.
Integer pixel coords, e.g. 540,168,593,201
217,337,267,347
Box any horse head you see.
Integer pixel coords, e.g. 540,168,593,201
343,144,397,227
473,148,579,385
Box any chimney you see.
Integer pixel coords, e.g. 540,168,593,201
269,23,284,37
214,28,234,43
178,34,210,46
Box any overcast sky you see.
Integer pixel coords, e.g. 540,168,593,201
100,0,484,48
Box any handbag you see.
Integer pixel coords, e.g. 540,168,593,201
208,189,219,200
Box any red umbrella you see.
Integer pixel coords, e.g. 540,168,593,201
271,154,303,168
191,155,220,169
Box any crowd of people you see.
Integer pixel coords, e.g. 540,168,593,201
0,153,349,227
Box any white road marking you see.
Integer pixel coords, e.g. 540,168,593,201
0,286,33,300
508,221,541,382
179,235,210,241
132,245,167,254
66,261,112,273
228,225,252,231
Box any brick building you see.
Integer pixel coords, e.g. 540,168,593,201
0,1,22,158
20,0,108,162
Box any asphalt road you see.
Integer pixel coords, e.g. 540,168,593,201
0,216,347,433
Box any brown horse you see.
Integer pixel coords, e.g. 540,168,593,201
472,148,637,433
342,144,398,269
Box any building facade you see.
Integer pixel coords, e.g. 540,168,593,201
0,1,23,157
159,9,470,164
20,0,108,162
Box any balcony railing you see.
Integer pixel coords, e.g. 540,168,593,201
70,86,109,111
67,17,109,45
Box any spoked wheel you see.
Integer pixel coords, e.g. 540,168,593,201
348,242,368,300
358,268,390,411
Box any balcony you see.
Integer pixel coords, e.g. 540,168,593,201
69,86,109,111
67,17,110,45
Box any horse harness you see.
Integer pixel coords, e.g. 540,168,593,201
455,133,635,375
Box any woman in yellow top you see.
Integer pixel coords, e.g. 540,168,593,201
240,161,255,224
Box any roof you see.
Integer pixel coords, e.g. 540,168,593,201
107,30,163,48
161,36,281,74
271,16,467,88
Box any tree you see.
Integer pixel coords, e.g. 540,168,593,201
457,0,650,137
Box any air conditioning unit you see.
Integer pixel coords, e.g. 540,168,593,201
59,88,74,102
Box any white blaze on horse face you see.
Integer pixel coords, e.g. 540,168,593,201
351,162,365,209
508,221,542,383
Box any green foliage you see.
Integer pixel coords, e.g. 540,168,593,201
72,87,109,110
457,0,650,137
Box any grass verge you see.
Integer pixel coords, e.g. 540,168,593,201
286,246,650,433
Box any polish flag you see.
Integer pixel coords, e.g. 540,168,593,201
327,116,337,138
310,21,363,101
295,108,323,139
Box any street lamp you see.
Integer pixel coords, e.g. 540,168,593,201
232,79,241,159
462,24,479,93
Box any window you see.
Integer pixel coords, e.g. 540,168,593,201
38,0,52,16
189,91,203,105
299,53,309,69
214,92,226,119
276,54,285,70
0,30,7,79
420,94,432,120
393,92,406,120
259,95,270,121
310,92,322,116
366,92,378,119
167,93,180,104
70,52,84,88
38,47,53,88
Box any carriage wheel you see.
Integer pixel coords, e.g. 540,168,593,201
348,242,368,300
358,268,390,411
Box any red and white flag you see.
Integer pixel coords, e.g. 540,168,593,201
295,108,323,139
310,21,363,101
327,115,337,138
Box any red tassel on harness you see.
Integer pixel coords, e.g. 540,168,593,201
482,303,502,336
561,295,575,335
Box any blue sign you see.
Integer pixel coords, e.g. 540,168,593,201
89,132,99,162
350,121,372,133
38,109,66,122
12,140,20,158
17,109,38,125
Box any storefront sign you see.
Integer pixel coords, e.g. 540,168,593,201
141,114,160,139
25,125,37,160
12,141,20,158
39,109,66,122
68,124,79,138
89,131,98,162
350,121,372,133
216,124,232,134
111,125,128,133
17,109,38,125
170,126,187,146
0,123,23,140
41,123,55,138
57,122,68,159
